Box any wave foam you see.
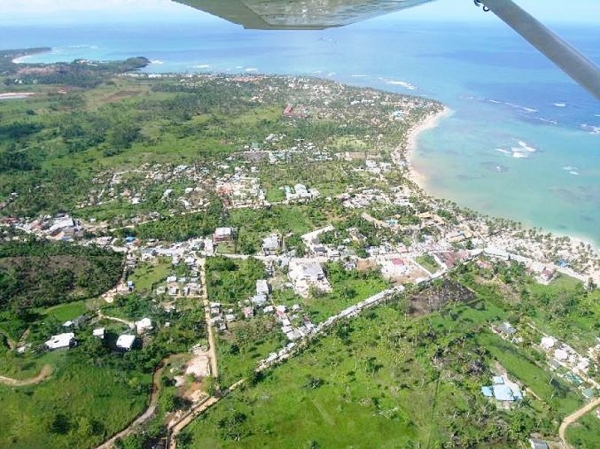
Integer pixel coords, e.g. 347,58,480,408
581,124,600,135
385,80,416,90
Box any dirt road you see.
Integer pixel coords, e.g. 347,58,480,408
0,364,53,386
558,397,600,448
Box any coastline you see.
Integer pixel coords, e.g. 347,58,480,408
403,105,452,190
398,105,600,276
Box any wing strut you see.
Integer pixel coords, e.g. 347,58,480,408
478,0,600,101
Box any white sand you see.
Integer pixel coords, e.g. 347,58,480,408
404,106,452,188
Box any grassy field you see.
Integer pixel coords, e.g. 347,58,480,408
416,254,440,274
128,258,173,294
42,301,88,322
0,350,150,449
181,303,540,448
566,408,600,449
305,268,390,323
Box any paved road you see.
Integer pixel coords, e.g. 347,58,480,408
559,397,600,448
0,364,53,387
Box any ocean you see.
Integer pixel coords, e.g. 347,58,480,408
1,13,599,244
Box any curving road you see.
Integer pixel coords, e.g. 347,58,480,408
95,354,187,449
559,397,600,448
0,364,53,387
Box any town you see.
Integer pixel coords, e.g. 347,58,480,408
1,71,600,449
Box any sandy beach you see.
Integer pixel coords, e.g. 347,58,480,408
403,106,452,189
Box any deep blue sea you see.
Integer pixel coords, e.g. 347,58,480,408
1,14,600,244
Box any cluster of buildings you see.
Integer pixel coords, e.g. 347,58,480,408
284,184,320,203
540,336,598,396
6,213,81,242
481,374,524,403
44,316,153,352
287,258,332,298
216,174,266,208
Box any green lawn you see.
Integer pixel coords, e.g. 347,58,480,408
129,258,173,294
416,254,439,274
42,301,88,322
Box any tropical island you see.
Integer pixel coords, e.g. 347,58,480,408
1,49,600,449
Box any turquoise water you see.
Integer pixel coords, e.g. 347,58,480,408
1,16,599,243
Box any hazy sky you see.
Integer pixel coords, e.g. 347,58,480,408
0,0,599,25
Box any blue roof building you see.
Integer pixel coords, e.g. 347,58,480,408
481,386,494,397
492,376,504,385
493,385,515,401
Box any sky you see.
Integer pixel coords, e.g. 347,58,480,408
0,0,599,26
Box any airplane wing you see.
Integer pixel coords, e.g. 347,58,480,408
174,0,436,30
480,0,600,101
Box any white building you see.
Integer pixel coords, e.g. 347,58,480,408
116,334,136,350
540,336,556,349
213,227,234,243
45,333,75,350
256,279,270,296
288,259,332,298
135,318,153,334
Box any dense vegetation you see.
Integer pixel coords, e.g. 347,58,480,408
0,240,123,309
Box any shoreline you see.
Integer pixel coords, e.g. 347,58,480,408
403,105,453,189
398,106,600,266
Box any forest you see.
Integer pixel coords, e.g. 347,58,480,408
0,239,123,310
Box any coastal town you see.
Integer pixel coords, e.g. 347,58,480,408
2,70,600,449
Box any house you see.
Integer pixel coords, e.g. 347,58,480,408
116,334,136,350
529,439,549,449
135,318,153,334
497,322,517,336
45,333,75,350
288,259,332,298
554,348,569,361
262,235,280,255
540,267,556,283
381,258,408,278
582,388,595,399
251,294,268,307
492,376,504,385
481,386,494,398
493,384,518,401
213,227,234,243
92,328,105,339
256,279,270,296
63,315,88,329
540,336,556,349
